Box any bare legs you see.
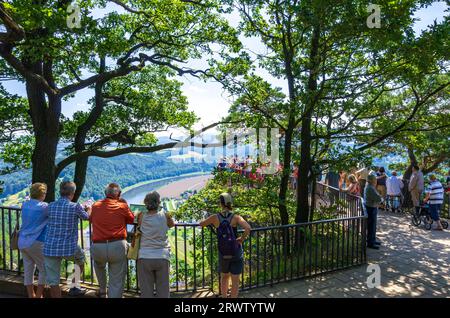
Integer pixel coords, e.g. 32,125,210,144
49,285,61,298
220,273,240,298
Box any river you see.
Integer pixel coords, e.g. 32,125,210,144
121,173,213,204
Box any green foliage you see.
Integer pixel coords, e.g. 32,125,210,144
0,0,244,200
0,84,32,172
177,170,297,226
60,67,197,154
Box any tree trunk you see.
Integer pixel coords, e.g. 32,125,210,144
73,157,89,202
401,147,418,209
296,24,320,224
403,147,418,181
278,126,293,225
71,65,105,202
32,130,58,202
26,68,60,202
296,116,312,223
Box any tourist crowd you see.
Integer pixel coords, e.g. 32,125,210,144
326,166,448,249
217,155,302,191
15,162,449,298
216,155,284,182
17,181,251,299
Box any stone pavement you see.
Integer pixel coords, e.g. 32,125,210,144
240,210,450,298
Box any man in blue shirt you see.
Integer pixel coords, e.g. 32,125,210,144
44,181,91,298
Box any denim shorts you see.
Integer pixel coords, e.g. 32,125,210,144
429,204,441,221
44,246,85,286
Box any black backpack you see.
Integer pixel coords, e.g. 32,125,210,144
217,212,238,259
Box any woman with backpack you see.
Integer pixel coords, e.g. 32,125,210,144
199,193,251,298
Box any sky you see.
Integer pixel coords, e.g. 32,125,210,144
1,1,448,137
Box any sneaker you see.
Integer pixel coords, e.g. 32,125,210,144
68,287,87,297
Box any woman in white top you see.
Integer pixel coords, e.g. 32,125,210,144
137,191,175,298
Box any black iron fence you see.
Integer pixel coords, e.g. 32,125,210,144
314,183,363,219
0,195,367,295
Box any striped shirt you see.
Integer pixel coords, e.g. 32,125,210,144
427,181,444,205
44,197,89,257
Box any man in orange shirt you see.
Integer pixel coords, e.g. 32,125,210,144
90,183,135,298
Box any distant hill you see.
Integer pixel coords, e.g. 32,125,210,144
0,149,214,202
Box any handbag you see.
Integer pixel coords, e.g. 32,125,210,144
10,212,21,250
127,212,143,260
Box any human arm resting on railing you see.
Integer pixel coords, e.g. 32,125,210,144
199,215,217,228
166,212,175,228
77,203,91,220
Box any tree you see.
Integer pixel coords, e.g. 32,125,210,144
223,75,292,224
364,77,450,179
225,0,449,224
0,0,241,201
57,66,198,201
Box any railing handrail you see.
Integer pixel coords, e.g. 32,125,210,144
317,182,362,199
2,206,365,230
248,215,366,231
0,199,368,295
0,206,21,211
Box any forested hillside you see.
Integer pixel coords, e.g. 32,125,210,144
0,150,213,202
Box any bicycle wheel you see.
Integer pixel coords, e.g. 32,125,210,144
411,215,421,226
424,217,433,230
441,221,449,229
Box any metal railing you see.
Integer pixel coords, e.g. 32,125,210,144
236,216,366,291
314,183,364,219
0,200,367,295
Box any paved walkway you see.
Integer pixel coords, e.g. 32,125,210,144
240,210,450,298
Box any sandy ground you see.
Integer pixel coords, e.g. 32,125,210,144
157,174,213,199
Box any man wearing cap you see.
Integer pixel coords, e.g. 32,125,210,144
90,183,135,298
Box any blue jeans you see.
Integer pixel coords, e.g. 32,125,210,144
365,205,378,246
429,204,441,221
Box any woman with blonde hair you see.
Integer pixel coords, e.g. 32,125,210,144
342,174,361,197
137,191,175,298
18,183,49,298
